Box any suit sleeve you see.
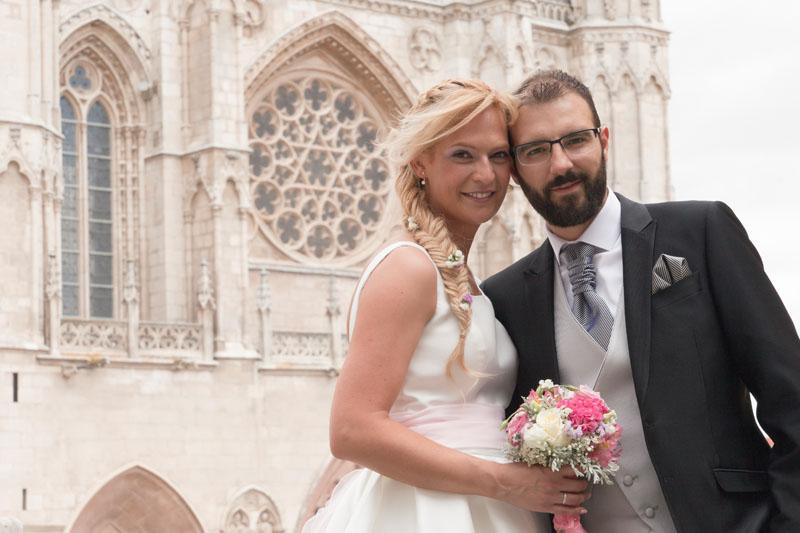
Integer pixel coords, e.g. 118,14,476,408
705,201,800,529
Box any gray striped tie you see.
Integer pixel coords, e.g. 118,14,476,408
560,242,614,350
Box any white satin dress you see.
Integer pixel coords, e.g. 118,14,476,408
303,242,549,533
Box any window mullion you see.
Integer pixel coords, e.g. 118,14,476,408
79,119,90,319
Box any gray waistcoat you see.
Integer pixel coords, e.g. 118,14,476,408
554,271,676,532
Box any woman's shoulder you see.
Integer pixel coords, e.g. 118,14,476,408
364,236,437,288
355,237,439,324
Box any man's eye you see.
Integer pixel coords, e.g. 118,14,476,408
524,145,547,156
563,136,588,146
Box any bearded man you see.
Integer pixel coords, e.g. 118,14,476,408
482,70,800,532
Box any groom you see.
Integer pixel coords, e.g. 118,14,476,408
482,70,800,532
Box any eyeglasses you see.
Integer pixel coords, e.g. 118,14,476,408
512,128,602,166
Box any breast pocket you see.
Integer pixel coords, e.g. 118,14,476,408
652,271,702,310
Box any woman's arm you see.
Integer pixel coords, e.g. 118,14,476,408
330,245,588,514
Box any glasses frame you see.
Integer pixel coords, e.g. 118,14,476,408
512,127,602,167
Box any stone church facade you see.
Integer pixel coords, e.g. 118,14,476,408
0,1,669,531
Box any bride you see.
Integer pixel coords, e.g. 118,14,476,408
303,79,589,532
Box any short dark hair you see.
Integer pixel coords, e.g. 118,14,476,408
514,70,601,127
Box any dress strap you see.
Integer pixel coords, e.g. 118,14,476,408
348,241,436,339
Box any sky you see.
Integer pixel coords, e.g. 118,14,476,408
661,1,800,331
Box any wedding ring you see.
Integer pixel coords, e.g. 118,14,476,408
562,491,568,505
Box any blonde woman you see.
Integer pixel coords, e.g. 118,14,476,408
303,80,589,532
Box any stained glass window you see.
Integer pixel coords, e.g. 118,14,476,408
248,76,391,263
60,97,80,317
59,96,114,318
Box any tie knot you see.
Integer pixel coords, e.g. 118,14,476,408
560,242,600,295
559,242,600,263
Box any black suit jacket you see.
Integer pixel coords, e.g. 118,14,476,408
482,194,800,532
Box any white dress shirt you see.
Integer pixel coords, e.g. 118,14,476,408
546,189,623,316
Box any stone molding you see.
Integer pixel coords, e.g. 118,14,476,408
245,10,416,112
60,2,152,63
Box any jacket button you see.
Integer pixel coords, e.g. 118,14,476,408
623,475,634,486
645,507,656,518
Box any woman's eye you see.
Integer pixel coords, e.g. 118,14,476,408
491,151,510,160
451,150,472,160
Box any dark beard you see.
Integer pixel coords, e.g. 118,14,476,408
517,157,607,228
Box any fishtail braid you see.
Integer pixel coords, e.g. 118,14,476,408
381,79,517,378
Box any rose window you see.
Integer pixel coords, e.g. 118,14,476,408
249,76,391,263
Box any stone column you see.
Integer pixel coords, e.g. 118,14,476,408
197,259,216,360
45,253,60,355
327,275,343,369
257,268,272,364
123,260,139,358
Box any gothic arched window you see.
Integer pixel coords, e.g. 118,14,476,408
248,74,392,264
60,92,115,318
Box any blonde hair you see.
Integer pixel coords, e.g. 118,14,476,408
380,79,517,378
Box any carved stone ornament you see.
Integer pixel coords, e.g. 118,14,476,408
197,259,216,310
223,488,285,533
256,269,271,313
409,27,442,73
46,253,61,301
123,260,138,303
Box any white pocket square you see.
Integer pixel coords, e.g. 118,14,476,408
652,254,692,295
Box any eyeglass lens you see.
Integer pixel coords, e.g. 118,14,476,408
516,129,597,166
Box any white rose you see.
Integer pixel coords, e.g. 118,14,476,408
536,408,571,447
521,425,551,453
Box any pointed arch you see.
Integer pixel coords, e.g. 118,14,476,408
640,76,669,202
59,16,151,319
246,10,415,115
60,3,152,69
244,11,414,267
475,45,506,90
612,73,642,200
60,16,151,126
66,465,203,533
222,486,286,533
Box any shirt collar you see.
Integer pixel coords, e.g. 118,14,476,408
546,188,621,263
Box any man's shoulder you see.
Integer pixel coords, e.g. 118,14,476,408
483,244,548,292
621,194,730,227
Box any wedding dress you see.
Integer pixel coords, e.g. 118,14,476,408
303,241,549,532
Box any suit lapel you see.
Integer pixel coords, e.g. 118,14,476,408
618,193,656,404
522,243,560,385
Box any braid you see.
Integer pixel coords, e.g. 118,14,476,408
396,171,472,378
382,79,517,378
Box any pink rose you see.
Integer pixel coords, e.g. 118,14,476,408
574,384,602,401
553,514,587,533
506,412,528,446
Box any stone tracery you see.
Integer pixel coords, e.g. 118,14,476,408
249,75,390,263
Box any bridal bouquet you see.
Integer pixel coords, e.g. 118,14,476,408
501,380,622,533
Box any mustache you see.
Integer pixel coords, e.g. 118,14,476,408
546,171,587,192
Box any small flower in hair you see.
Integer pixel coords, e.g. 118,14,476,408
406,217,419,231
445,249,465,269
459,293,473,311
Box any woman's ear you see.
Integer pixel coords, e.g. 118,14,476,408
409,157,425,179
